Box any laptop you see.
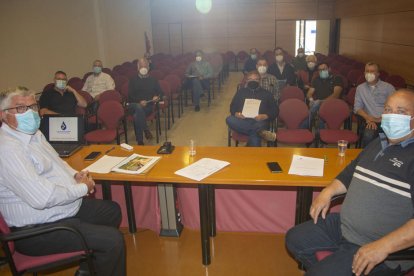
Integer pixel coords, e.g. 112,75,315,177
43,115,84,157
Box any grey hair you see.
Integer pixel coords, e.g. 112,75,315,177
0,86,36,111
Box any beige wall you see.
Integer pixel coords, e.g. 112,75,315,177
0,0,152,92
335,0,414,84
315,20,330,55
151,0,335,56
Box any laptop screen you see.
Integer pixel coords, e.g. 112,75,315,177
43,115,84,143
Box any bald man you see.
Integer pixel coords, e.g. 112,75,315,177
286,90,414,276
128,58,163,145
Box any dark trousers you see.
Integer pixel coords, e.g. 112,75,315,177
191,78,210,106
129,102,154,143
285,213,401,276
226,116,269,147
15,199,125,276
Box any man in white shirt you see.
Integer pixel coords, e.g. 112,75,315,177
82,60,115,99
0,87,125,276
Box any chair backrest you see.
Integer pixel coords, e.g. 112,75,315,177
164,74,181,94
278,99,309,129
149,69,165,80
345,87,356,106
42,83,54,92
159,79,171,97
97,101,124,130
119,82,129,101
68,77,84,91
279,86,305,103
0,212,14,253
347,69,364,87
386,75,407,89
78,91,94,105
319,99,350,129
98,90,122,104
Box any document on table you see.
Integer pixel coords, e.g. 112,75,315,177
288,155,324,177
175,158,230,181
241,99,261,118
84,155,126,174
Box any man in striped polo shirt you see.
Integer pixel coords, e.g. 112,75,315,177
286,90,414,276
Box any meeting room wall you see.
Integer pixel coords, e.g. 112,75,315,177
151,0,335,56
336,0,414,85
0,0,152,92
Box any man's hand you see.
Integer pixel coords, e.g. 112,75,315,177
309,189,333,224
235,112,245,119
365,121,378,130
352,240,390,276
139,100,147,107
152,96,160,102
255,114,268,121
65,85,77,94
75,171,95,194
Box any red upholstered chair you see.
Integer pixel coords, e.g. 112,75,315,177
113,75,129,91
227,128,249,147
0,212,94,276
316,99,359,148
158,79,172,131
379,70,389,81
67,77,84,91
236,50,248,72
164,74,183,120
82,72,93,83
149,69,165,80
279,86,305,103
98,90,123,104
276,99,314,147
84,100,126,144
386,75,407,89
42,83,54,93
225,51,236,71
347,69,364,88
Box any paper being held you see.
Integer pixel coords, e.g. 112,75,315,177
288,155,324,177
242,99,261,118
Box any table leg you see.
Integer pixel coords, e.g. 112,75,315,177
101,181,112,200
124,182,137,233
295,187,313,225
198,184,211,265
207,185,216,237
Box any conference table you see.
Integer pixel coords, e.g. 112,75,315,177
66,145,361,266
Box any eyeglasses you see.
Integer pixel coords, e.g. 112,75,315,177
3,104,39,114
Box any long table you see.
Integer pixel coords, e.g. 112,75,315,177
66,145,361,265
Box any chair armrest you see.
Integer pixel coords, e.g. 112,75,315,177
387,249,414,261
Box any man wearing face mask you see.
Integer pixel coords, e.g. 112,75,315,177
354,62,395,148
292,48,307,71
243,48,259,74
301,62,343,129
185,51,213,111
82,60,115,100
0,87,125,276
297,55,318,94
226,71,278,146
128,58,163,145
286,90,414,276
256,58,278,99
268,47,296,87
39,71,87,116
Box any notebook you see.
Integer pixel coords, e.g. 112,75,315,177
43,115,84,157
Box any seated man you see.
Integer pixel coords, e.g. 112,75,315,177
226,71,278,147
268,47,296,87
301,62,343,129
297,54,318,94
292,47,307,71
243,48,259,74
256,58,278,100
286,90,414,276
354,62,395,148
185,50,213,111
39,71,87,116
128,58,163,145
0,87,125,276
82,59,115,100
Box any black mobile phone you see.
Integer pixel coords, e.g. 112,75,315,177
84,151,101,161
267,162,283,173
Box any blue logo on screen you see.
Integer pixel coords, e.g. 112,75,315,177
61,121,67,130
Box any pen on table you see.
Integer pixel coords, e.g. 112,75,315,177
105,146,115,155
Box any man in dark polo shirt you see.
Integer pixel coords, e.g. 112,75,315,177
39,71,87,116
286,90,414,275
128,58,163,145
301,62,343,128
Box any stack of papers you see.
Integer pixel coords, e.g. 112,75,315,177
175,158,230,181
288,155,324,177
84,154,161,174
242,99,261,118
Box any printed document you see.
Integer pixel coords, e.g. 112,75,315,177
84,154,160,174
288,155,324,177
175,158,230,181
242,99,261,118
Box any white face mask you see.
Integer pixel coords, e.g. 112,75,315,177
196,56,202,62
275,55,284,62
257,66,267,74
298,53,304,58
307,62,316,70
365,72,376,83
139,67,148,75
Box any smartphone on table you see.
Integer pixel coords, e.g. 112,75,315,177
267,162,283,173
84,151,101,161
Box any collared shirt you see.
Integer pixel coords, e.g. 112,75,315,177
354,80,395,118
259,74,278,99
185,60,213,79
82,72,115,98
39,88,78,115
311,75,343,100
0,124,86,227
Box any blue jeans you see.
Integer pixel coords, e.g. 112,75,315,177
226,115,268,147
191,78,210,106
285,214,402,276
128,103,154,143
300,100,325,129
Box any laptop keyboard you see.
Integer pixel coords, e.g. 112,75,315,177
52,144,81,156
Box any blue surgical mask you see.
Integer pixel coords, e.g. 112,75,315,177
93,66,102,74
15,110,41,134
319,70,329,79
381,114,414,140
55,80,67,90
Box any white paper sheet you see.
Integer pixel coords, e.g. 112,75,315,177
174,158,230,181
84,155,126,174
242,99,261,118
288,155,324,177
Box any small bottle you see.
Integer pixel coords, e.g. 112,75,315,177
189,139,196,156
